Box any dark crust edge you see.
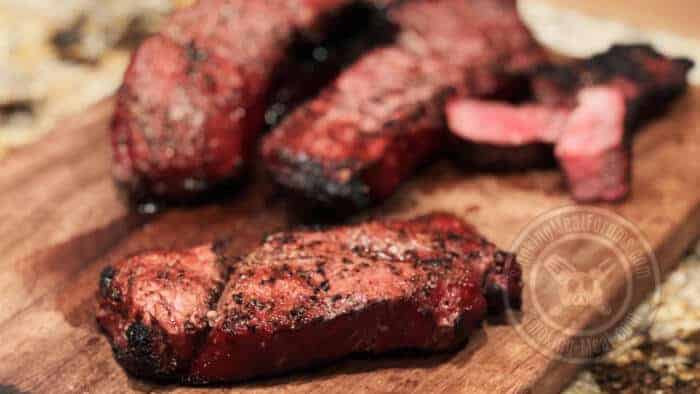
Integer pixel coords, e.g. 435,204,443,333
265,150,373,211
449,135,556,172
98,244,230,382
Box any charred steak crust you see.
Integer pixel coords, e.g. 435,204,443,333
111,0,392,201
261,0,546,210
262,84,451,209
450,138,556,171
97,245,228,380
97,213,522,383
263,2,399,129
533,44,694,109
531,45,694,134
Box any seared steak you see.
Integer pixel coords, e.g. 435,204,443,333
261,0,545,210
98,213,522,383
448,45,692,201
111,0,392,202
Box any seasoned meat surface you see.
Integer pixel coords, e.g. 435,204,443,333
261,0,546,210
98,213,522,383
111,0,390,201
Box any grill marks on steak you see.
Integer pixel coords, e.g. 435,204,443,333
261,0,546,210
112,0,393,202
98,213,522,383
447,45,693,202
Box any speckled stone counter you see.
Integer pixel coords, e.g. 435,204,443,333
565,244,700,393
0,0,194,155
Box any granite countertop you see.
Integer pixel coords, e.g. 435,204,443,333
0,0,195,156
0,1,698,392
565,245,700,393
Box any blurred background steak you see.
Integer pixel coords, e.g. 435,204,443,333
98,213,522,383
261,0,546,210
448,44,693,202
111,0,393,202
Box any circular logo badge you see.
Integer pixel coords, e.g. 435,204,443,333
506,206,660,363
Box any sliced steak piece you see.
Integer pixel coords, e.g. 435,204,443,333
112,0,391,202
97,244,228,380
555,86,629,201
262,46,450,209
446,98,568,169
539,45,692,202
98,213,522,383
448,44,692,201
261,0,546,210
447,87,627,199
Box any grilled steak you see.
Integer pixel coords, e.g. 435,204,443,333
98,213,522,383
261,0,546,210
448,44,693,201
111,0,393,202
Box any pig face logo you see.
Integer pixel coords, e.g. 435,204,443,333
507,206,660,364
543,255,616,315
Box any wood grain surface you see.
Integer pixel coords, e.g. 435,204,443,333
0,86,698,393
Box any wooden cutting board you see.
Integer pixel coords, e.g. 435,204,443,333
0,85,698,394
